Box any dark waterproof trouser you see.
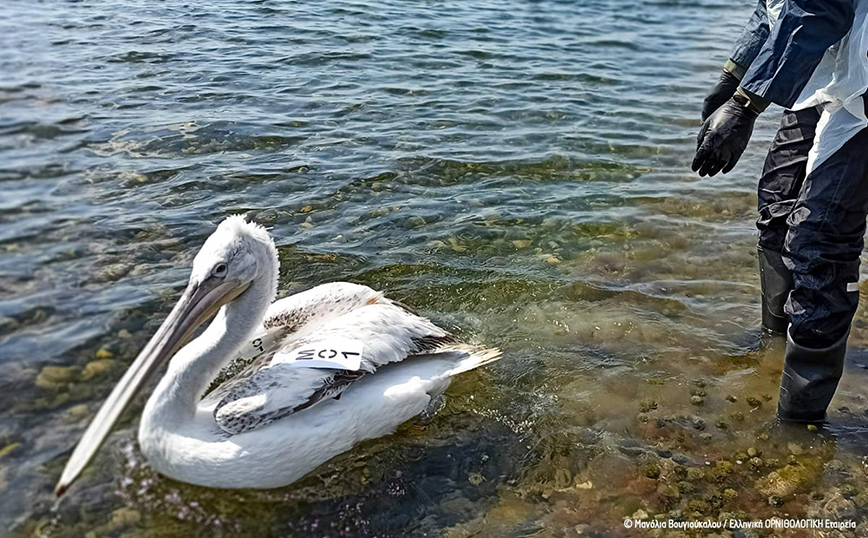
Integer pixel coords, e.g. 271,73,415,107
757,107,868,348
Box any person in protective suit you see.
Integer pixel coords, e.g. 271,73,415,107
693,0,868,423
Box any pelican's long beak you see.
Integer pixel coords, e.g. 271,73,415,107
55,277,250,496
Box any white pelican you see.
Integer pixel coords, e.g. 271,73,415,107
55,216,500,494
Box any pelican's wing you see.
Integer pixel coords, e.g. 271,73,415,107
203,282,387,401
212,303,456,435
262,282,387,335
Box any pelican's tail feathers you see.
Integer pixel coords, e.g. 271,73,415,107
435,344,503,376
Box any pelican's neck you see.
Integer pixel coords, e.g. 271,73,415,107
144,271,276,429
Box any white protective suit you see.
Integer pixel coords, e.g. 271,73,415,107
789,0,868,173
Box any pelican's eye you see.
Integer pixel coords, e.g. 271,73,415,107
212,263,228,278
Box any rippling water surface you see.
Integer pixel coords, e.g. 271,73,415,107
3,0,868,536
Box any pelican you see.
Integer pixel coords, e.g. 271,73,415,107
55,216,500,494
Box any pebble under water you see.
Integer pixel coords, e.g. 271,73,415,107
2,0,868,536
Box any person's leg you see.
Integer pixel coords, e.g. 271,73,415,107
756,108,821,333
778,125,868,422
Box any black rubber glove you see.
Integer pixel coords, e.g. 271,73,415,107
701,70,741,122
692,96,759,177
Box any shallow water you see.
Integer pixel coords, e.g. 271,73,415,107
2,0,868,536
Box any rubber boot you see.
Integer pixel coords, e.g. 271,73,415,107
777,331,847,423
758,247,793,334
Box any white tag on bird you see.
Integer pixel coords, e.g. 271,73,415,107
275,338,364,371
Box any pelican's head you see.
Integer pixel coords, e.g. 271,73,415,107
55,215,277,496
190,215,278,295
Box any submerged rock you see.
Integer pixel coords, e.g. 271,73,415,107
707,461,733,482
788,443,804,455
100,263,131,282
687,499,710,514
841,484,858,499
81,359,116,381
639,399,658,413
68,404,90,420
816,491,858,521
111,507,141,527
677,481,695,494
35,355,117,391
468,472,484,486
35,365,81,389
658,483,681,499
0,316,18,333
83,507,142,538
686,468,705,481
406,216,426,228
0,442,21,459
642,464,661,480
554,468,571,489
756,459,821,497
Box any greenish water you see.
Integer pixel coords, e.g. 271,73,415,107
2,0,868,536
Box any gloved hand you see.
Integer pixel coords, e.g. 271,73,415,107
701,70,741,122
692,96,759,177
